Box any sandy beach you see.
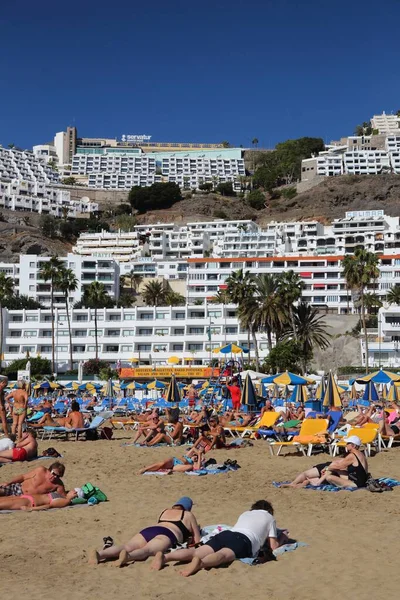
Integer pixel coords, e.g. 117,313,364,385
1,431,400,600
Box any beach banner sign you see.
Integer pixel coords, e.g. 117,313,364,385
120,367,220,379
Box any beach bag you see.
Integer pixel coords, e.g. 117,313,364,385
81,482,108,503
365,475,393,493
100,427,113,440
85,429,99,441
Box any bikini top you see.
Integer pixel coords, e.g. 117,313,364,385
158,509,192,541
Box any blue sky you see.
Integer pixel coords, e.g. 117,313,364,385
1,0,400,149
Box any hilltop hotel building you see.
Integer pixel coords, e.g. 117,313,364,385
2,209,400,371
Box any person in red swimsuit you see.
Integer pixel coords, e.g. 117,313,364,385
0,431,38,464
226,378,242,411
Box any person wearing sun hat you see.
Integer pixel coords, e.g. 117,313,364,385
88,496,200,567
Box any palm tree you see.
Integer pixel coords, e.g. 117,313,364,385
0,273,15,372
57,268,78,371
252,274,288,353
277,271,304,339
342,249,379,372
84,281,111,359
210,289,230,304
251,138,259,148
363,293,383,315
128,270,143,295
226,270,256,360
284,302,330,373
39,256,64,374
142,280,165,307
387,285,400,306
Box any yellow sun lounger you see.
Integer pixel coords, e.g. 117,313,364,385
330,426,379,457
269,418,329,457
224,412,280,438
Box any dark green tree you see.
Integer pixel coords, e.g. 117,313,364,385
129,182,182,213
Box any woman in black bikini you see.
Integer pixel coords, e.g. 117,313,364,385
88,497,201,567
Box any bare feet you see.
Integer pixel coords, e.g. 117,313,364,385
151,551,165,571
138,468,147,475
88,549,99,565
115,549,131,568
180,556,202,577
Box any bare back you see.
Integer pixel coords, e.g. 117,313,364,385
11,389,28,410
154,508,198,544
65,411,84,429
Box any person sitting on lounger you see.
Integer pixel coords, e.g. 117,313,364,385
0,461,66,496
146,412,183,446
88,496,201,567
133,414,165,445
0,431,38,464
379,409,400,438
282,435,369,488
0,489,77,511
64,401,85,429
151,499,289,576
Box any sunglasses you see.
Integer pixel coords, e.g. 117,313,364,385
50,471,61,477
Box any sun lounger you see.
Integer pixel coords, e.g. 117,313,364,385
269,418,329,457
224,412,279,438
41,416,106,441
330,426,379,457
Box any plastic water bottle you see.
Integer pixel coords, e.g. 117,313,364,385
88,496,98,506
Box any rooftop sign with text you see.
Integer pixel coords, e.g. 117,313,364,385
121,135,152,142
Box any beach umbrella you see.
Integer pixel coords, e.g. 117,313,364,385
262,371,314,386
388,383,400,403
167,356,180,365
153,397,169,408
147,379,166,390
316,378,326,401
381,384,388,400
350,382,358,400
124,381,145,390
322,372,342,408
241,373,257,409
356,369,400,384
213,343,249,355
104,378,116,398
289,385,308,404
165,374,181,404
362,381,379,403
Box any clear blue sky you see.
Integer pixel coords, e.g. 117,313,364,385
2,0,400,150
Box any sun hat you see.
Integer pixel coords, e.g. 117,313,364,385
344,435,361,446
174,496,193,511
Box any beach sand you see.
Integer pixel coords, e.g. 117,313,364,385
1,432,400,600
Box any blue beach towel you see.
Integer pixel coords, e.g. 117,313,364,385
272,477,400,491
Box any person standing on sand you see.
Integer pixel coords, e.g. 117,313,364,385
6,380,29,441
0,461,66,496
0,375,9,435
88,497,200,568
151,499,288,576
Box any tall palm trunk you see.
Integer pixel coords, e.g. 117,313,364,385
51,281,55,374
251,327,260,371
346,283,350,313
94,307,98,360
65,294,73,371
360,287,369,373
289,306,297,340
266,328,273,353
247,330,251,364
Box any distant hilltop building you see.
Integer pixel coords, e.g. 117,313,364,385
301,111,400,182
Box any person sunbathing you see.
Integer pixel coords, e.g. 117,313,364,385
133,415,165,445
0,431,38,464
138,451,203,474
0,461,66,497
351,405,377,427
0,489,77,511
379,410,400,438
281,435,369,488
88,497,200,567
146,415,183,446
260,400,274,416
151,499,289,576
194,417,226,451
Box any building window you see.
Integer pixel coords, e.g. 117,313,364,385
172,344,183,351
123,314,135,320
137,344,151,351
105,345,118,352
188,343,202,351
8,346,19,353
122,329,135,337
121,345,132,352
155,328,169,335
26,315,38,322
24,330,37,337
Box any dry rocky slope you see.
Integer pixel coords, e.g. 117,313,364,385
0,209,71,262
137,174,400,225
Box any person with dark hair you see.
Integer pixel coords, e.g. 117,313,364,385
0,462,66,496
152,499,288,575
88,497,201,567
64,401,84,429
146,411,183,446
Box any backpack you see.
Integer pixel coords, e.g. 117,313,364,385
85,429,99,441
100,427,113,440
81,482,108,503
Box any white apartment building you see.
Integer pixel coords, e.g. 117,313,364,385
0,304,268,373
70,147,245,191
0,147,97,217
371,112,400,134
362,305,400,369
74,230,146,263
343,150,391,175
1,254,120,307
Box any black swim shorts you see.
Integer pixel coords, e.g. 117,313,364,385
314,462,331,476
205,530,252,559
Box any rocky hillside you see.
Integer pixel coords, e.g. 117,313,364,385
0,210,71,262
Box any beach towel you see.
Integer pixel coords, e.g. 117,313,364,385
272,477,400,492
141,464,239,476
0,455,64,467
0,503,93,514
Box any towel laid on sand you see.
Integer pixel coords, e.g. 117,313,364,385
272,477,400,491
142,464,239,476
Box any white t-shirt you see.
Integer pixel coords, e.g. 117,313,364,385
231,510,278,556
0,438,15,451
